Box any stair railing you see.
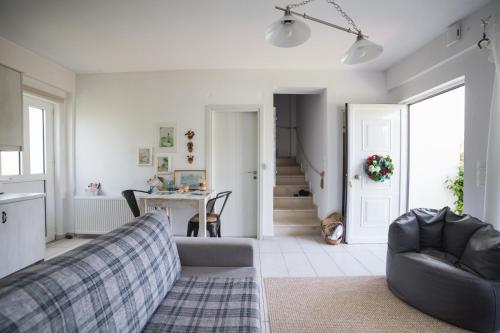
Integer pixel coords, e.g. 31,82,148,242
277,126,325,190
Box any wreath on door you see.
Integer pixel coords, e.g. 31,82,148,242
364,154,394,182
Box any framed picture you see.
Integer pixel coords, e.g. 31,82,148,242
157,122,177,152
174,170,206,189
155,154,173,174
137,146,153,166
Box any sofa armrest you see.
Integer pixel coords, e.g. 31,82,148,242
388,211,420,253
175,237,255,267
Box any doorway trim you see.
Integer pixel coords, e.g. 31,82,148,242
206,104,264,239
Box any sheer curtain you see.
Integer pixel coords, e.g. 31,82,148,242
485,20,500,228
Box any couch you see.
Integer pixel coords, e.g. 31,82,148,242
387,207,500,333
0,210,261,332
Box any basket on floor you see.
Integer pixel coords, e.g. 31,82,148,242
320,212,344,245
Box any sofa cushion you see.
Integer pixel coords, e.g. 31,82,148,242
0,210,181,333
143,276,260,333
443,210,486,258
420,248,459,266
413,207,448,249
388,211,420,253
181,266,258,279
460,225,500,280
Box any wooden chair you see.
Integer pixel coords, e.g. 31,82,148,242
187,191,231,237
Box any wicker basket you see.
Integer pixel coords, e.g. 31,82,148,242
320,212,344,245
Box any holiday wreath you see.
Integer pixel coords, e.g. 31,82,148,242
364,154,394,182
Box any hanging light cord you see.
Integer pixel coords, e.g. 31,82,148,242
287,0,361,33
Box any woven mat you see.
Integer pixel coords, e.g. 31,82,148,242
264,277,467,333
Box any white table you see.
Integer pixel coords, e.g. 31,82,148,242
138,191,214,237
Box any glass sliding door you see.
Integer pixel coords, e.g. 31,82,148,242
408,85,465,213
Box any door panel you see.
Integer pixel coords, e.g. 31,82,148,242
213,112,258,237
346,104,404,243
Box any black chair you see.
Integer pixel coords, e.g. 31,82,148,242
122,190,150,217
187,191,231,237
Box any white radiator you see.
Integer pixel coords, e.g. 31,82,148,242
74,197,135,234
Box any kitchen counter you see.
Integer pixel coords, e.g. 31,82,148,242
0,193,45,205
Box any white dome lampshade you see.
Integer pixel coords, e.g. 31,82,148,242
341,35,383,64
265,12,311,48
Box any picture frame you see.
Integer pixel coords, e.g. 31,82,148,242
137,146,153,166
155,154,173,174
174,169,207,190
157,122,177,152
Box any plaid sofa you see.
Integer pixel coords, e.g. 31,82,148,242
0,210,260,333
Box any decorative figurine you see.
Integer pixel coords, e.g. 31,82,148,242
187,154,194,164
185,129,195,140
187,141,194,152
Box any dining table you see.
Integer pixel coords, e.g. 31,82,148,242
137,190,215,237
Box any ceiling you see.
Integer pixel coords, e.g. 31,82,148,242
0,0,490,73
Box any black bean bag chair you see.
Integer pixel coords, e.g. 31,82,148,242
387,207,500,333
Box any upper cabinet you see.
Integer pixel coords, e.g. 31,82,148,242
0,64,23,151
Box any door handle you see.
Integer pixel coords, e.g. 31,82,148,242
353,174,360,180
247,171,257,175
1,211,6,224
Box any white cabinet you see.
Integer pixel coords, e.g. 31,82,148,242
0,196,45,279
0,64,23,151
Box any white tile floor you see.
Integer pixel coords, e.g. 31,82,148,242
46,235,387,333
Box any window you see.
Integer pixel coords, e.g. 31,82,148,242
0,99,48,177
0,151,21,176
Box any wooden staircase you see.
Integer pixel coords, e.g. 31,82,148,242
273,157,320,236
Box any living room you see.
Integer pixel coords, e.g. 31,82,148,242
0,0,499,332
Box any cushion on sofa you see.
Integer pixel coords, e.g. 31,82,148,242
0,210,181,333
413,207,448,249
388,211,420,253
143,276,260,333
460,225,500,280
443,210,487,258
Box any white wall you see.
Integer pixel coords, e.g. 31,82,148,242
386,2,499,219
76,69,389,236
274,94,296,158
0,36,76,237
295,93,332,219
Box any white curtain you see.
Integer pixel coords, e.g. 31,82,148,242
485,21,500,228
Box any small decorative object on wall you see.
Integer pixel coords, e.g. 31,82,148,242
157,122,177,152
155,154,173,174
364,154,394,182
185,129,195,140
184,129,196,163
137,146,153,166
174,169,206,190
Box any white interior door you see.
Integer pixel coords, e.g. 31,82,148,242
346,104,404,244
213,111,258,237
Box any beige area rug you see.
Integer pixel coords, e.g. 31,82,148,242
264,277,468,333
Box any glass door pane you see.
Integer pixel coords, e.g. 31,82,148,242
28,106,45,174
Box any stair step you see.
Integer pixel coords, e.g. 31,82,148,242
274,224,321,236
276,165,302,175
276,157,297,166
273,216,319,226
274,209,317,221
274,185,309,197
276,175,307,185
274,197,314,209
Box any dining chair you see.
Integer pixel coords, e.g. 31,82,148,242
121,189,150,217
187,191,232,237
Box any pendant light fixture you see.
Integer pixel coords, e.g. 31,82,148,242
265,0,383,65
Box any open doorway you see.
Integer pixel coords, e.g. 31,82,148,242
408,85,465,213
